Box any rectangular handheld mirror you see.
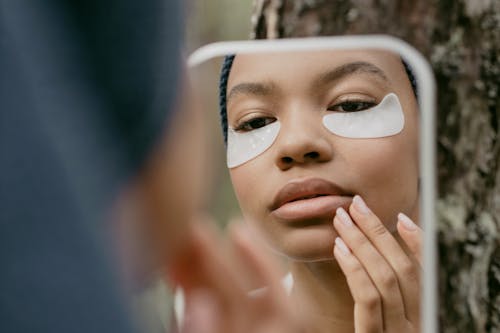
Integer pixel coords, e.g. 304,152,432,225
187,35,436,333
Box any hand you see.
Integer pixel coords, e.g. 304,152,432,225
168,220,308,333
333,195,422,333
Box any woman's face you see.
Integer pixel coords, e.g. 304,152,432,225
226,50,419,262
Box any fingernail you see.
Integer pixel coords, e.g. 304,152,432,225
336,207,353,227
353,195,371,215
398,212,417,231
335,237,351,255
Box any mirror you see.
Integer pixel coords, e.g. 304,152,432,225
187,35,436,333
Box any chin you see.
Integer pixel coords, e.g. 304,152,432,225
274,225,338,262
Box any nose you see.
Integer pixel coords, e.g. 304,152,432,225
274,112,333,171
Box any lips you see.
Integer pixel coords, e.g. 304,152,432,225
270,177,352,221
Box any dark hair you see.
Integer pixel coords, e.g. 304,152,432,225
218,54,417,144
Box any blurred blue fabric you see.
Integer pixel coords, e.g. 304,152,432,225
0,1,182,332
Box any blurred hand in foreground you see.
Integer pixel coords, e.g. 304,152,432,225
168,221,308,333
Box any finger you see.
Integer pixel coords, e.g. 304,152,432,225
333,237,383,333
348,196,420,324
176,221,304,333
334,207,408,328
229,223,308,332
228,223,288,298
183,289,221,333
180,222,248,308
396,212,422,267
228,222,301,330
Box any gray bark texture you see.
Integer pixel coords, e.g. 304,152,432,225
250,1,500,332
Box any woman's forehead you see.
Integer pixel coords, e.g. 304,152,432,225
227,49,406,89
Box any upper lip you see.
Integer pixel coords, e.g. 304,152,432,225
271,177,349,210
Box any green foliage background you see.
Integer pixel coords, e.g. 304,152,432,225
185,0,253,52
185,1,253,227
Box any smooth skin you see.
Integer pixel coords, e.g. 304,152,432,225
227,50,420,260
125,52,422,332
115,74,309,333
226,50,423,332
173,221,308,333
126,74,309,333
334,196,422,332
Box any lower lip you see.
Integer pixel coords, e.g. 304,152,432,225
271,195,352,221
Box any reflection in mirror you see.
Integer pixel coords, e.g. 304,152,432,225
187,37,436,333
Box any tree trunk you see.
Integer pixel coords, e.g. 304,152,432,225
250,1,500,332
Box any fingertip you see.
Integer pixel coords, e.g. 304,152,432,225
227,221,244,243
397,212,417,231
335,237,351,255
227,216,248,237
333,245,344,263
228,222,262,254
352,195,371,215
396,213,423,266
183,290,220,333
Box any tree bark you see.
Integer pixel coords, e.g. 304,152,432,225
250,1,500,332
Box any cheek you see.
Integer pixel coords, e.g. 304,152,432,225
230,165,261,213
341,136,419,225
229,162,275,237
353,141,416,179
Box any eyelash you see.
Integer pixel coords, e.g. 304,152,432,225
232,98,378,132
234,116,277,132
327,99,377,112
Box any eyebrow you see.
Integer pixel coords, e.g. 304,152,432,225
312,61,389,90
227,82,276,105
226,61,389,104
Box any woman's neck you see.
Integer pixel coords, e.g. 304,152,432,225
289,260,355,333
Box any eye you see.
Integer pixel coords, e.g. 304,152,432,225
234,117,277,132
327,100,377,112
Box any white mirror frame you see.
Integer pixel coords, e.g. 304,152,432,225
188,35,437,333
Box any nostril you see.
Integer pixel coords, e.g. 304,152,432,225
305,151,319,159
281,156,294,164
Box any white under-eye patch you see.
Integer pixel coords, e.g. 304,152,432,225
227,121,281,168
227,93,403,168
322,93,404,138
